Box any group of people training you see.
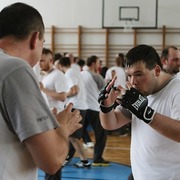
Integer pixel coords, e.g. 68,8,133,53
0,2,180,180
35,49,109,179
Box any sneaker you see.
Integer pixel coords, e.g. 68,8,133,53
92,159,110,167
119,132,128,137
63,159,68,167
83,142,94,148
63,155,72,167
73,160,91,168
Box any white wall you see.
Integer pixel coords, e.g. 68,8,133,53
0,0,102,28
1,0,180,28
158,0,180,28
1,0,180,66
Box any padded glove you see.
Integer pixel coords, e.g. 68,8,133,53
120,87,155,124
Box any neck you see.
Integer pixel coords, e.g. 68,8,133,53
47,67,54,74
88,66,96,72
153,72,173,94
0,37,33,66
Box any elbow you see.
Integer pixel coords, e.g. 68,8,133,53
102,124,115,131
40,161,63,175
37,145,68,174
60,97,67,102
100,120,114,131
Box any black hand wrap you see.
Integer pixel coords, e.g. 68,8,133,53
98,81,117,113
98,81,111,103
120,88,155,124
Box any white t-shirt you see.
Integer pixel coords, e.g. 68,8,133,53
65,68,88,110
33,63,49,106
0,49,59,180
33,63,44,82
176,72,180,79
42,69,68,112
71,63,81,72
105,66,126,88
130,77,180,180
81,70,105,111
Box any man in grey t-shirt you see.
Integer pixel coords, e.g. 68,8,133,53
0,3,81,180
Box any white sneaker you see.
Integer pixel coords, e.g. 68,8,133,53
83,142,94,148
73,161,91,168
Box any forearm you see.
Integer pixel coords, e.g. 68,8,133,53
67,90,78,97
25,129,69,174
100,109,130,130
150,113,180,142
67,85,78,97
56,127,69,149
42,88,66,101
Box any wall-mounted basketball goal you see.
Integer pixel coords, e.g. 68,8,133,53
102,0,158,29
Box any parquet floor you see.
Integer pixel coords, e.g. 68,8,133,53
77,131,131,166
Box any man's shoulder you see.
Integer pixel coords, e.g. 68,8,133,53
80,70,91,76
176,73,180,80
53,69,65,77
0,52,28,68
0,53,30,77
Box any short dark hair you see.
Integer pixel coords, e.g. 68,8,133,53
118,53,125,60
59,57,71,67
161,46,178,60
77,59,85,67
53,53,62,64
125,44,162,70
54,53,62,61
0,2,44,40
42,48,53,56
87,55,98,67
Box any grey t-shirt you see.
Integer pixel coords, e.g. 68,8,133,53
0,49,59,179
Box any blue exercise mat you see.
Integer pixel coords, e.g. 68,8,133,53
38,157,131,180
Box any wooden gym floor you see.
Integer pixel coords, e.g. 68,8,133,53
79,132,131,166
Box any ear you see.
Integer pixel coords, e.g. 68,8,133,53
161,57,167,65
30,32,39,50
154,65,161,76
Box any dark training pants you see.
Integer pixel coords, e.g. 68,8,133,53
84,109,107,162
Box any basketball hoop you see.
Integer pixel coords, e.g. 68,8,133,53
123,18,134,31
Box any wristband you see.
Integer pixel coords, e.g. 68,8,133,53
99,102,115,113
141,106,156,124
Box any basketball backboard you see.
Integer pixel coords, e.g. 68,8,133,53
102,0,158,29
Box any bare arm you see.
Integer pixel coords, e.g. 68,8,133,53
100,108,131,130
24,129,67,174
67,85,79,97
24,103,82,174
40,82,67,101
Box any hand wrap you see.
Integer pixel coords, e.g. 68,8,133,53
98,82,118,113
120,88,155,124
